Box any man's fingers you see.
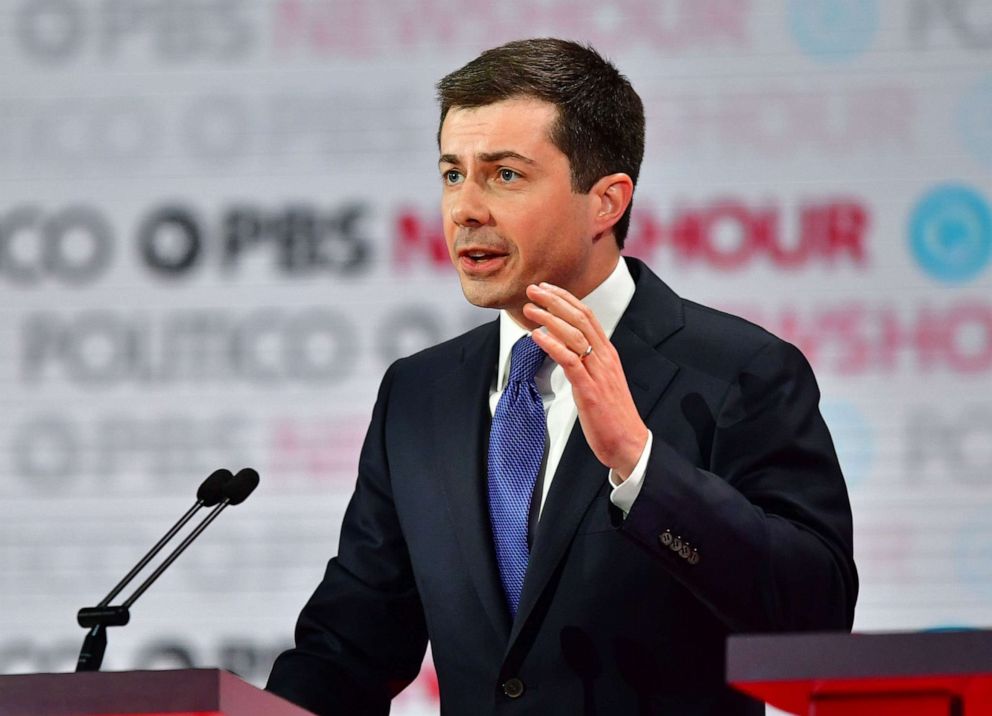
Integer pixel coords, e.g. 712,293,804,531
525,283,608,349
525,281,647,475
522,302,593,356
530,326,597,380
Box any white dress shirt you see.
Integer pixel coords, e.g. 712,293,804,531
489,258,652,519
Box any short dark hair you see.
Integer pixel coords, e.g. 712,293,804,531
436,38,645,247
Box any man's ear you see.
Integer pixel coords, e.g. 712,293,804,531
589,173,634,236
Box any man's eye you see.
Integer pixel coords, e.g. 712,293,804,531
444,170,463,184
498,168,520,182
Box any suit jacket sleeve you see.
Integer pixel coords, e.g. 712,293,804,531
266,364,429,715
619,338,857,633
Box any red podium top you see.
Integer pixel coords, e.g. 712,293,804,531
727,630,992,715
0,668,315,716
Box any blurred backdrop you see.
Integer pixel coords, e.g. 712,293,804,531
1,1,990,714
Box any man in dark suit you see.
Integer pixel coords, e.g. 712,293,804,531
267,38,857,715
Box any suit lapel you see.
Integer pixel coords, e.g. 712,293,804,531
431,322,513,641
508,258,684,648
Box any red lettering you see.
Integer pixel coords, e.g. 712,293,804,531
776,308,819,365
798,205,831,264
698,200,753,269
394,211,449,269
626,199,870,270
269,417,367,482
720,303,992,376
626,209,665,261
944,304,992,373
823,201,868,265
273,0,752,58
761,204,814,268
877,307,940,372
819,306,870,375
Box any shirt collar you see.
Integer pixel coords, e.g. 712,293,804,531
495,257,636,390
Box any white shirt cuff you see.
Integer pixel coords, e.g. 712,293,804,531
608,431,653,517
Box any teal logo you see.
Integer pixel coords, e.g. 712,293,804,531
909,185,992,283
788,0,879,61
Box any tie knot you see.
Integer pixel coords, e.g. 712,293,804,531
507,335,545,384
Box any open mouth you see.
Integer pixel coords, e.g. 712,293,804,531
457,250,509,275
463,251,504,263
454,241,511,274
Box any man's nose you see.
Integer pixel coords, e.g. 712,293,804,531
450,181,491,227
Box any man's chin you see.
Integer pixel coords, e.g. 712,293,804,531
458,278,519,312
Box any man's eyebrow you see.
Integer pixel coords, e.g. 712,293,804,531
479,150,536,165
438,151,537,166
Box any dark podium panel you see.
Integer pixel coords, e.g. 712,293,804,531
727,630,992,715
0,668,315,716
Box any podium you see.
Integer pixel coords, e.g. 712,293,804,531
0,668,315,716
727,630,992,715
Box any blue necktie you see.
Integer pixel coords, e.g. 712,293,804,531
488,335,547,616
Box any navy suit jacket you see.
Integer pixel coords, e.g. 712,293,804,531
266,258,858,715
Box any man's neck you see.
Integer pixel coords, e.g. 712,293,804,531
505,254,622,330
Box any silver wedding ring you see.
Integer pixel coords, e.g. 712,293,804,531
581,345,593,359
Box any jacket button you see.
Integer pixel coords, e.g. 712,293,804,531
659,530,673,547
688,550,701,565
670,536,683,551
502,678,525,698
679,544,692,559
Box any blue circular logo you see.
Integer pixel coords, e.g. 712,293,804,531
909,185,992,283
820,401,873,488
958,76,992,171
788,0,879,61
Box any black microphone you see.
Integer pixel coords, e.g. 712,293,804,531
90,469,233,614
75,468,257,672
224,467,260,505
115,468,261,610
197,468,233,506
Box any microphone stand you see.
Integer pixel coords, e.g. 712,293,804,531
73,468,249,672
75,502,211,672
